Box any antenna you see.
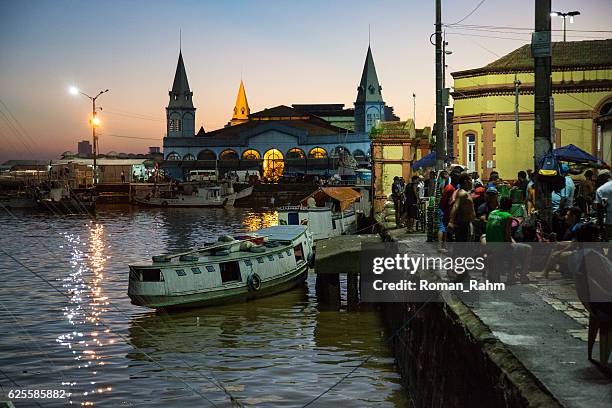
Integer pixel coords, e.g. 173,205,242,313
368,24,371,45
179,29,182,51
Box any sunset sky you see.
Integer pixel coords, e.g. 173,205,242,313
1,0,610,162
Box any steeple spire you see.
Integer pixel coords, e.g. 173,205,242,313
230,80,250,126
168,51,193,108
356,45,383,103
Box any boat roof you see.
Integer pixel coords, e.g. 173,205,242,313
258,225,308,241
300,187,362,211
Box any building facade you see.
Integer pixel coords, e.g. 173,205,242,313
451,39,612,180
162,45,397,180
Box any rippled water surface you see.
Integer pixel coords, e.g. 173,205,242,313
0,206,407,407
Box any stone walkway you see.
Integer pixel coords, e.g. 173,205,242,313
389,230,612,408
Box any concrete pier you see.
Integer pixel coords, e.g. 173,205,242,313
316,228,611,407
313,234,380,310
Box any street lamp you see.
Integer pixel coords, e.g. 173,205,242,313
550,10,580,42
69,86,109,185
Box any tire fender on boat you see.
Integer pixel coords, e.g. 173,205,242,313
247,273,262,291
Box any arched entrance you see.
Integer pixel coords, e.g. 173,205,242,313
263,149,284,181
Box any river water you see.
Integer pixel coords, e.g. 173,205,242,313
0,206,407,407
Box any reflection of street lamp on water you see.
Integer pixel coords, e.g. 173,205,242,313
69,86,109,185
550,10,580,42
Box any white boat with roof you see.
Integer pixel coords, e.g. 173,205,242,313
127,225,314,309
277,187,361,240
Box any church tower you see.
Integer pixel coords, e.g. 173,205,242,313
354,45,386,133
166,51,196,137
230,80,250,126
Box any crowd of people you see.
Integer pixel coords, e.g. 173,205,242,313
390,164,612,283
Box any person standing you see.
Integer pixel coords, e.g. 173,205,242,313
391,176,402,226
594,169,612,239
448,172,475,243
514,170,529,200
404,176,420,233
121,170,126,183
486,197,531,283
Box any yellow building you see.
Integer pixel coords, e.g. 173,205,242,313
451,39,612,180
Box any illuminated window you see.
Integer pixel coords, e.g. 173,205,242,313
166,152,181,161
287,148,305,159
183,154,195,161
169,118,182,132
263,149,284,181
308,147,327,159
242,149,261,160
220,149,239,160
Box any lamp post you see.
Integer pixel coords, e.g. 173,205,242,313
550,10,580,42
70,87,109,185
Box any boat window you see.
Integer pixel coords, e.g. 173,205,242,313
267,255,274,261
244,259,252,266
286,250,291,256
294,244,304,262
141,268,162,282
191,267,202,274
257,257,264,264
278,252,284,259
206,265,215,272
176,269,186,276
220,261,241,283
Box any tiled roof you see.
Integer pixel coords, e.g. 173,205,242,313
452,39,612,77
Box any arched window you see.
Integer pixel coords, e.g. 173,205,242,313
197,149,216,160
308,147,327,159
220,149,239,160
183,154,195,161
353,149,366,159
331,146,350,157
287,148,306,159
242,149,261,160
263,149,284,181
466,133,476,172
166,152,181,161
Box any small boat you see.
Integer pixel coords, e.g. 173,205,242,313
134,186,236,208
278,187,361,240
34,183,96,214
127,225,315,309
234,185,254,200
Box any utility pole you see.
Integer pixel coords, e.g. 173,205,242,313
533,0,553,225
435,0,445,170
514,76,521,137
412,93,416,126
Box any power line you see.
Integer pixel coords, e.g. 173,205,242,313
446,0,487,26
445,23,612,33
446,31,529,41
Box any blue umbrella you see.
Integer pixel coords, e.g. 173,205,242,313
553,144,602,164
412,151,436,169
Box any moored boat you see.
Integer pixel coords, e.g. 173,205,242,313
127,225,314,309
278,187,361,240
134,185,236,208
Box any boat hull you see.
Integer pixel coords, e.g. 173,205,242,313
129,263,308,310
133,195,234,208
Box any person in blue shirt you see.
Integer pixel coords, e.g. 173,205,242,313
551,164,575,212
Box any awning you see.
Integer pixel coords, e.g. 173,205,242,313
300,187,362,211
412,152,436,169
553,144,602,164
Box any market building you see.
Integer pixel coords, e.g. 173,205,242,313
451,39,612,179
162,45,399,181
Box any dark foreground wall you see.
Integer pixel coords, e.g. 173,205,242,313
381,294,562,408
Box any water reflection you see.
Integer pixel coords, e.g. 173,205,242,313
56,223,114,406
